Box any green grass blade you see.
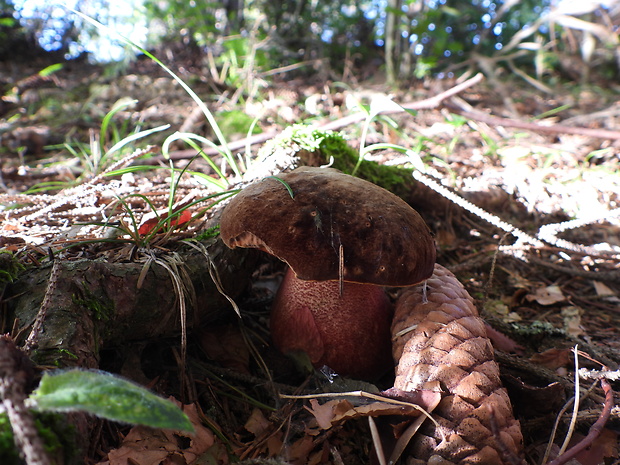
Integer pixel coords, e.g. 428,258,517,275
68,8,241,178
100,99,138,158
106,124,170,157
163,132,229,184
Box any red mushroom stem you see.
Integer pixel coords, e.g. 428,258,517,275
271,268,394,380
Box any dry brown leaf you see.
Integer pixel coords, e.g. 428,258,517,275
285,435,315,464
305,398,341,430
529,348,572,370
98,402,215,465
484,299,522,323
244,408,272,437
562,305,585,337
267,434,284,457
484,324,524,354
572,429,619,465
526,285,566,305
104,447,168,465
592,281,615,297
304,389,441,433
503,376,566,418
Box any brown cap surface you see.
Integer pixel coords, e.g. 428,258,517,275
220,166,436,286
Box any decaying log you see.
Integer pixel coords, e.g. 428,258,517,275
391,264,523,465
6,237,256,368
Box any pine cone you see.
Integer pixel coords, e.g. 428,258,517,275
391,264,523,464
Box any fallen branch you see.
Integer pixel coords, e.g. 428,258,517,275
318,73,485,132
446,98,620,140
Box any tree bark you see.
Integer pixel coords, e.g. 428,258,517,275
7,238,257,368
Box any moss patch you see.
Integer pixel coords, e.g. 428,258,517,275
0,412,77,465
72,283,114,323
258,124,417,200
0,251,25,295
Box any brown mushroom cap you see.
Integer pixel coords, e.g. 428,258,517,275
220,166,436,286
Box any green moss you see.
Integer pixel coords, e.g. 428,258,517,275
509,320,565,338
72,284,113,322
193,225,220,241
0,411,77,465
0,250,25,287
258,124,416,200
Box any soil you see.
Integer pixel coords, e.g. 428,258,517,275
1,48,620,465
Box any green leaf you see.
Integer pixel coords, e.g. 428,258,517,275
31,369,193,432
39,64,63,77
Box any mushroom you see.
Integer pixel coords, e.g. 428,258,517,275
219,166,436,380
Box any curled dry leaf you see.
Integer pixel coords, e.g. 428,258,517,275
526,284,566,306
391,264,523,465
304,388,442,433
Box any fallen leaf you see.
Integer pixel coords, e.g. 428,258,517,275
285,435,315,464
306,398,340,430
502,376,566,418
592,281,615,297
484,299,522,323
98,401,215,465
244,408,271,437
304,389,441,432
562,306,584,337
138,209,192,235
526,285,566,305
266,434,284,457
571,429,619,465
530,348,572,370
484,324,524,354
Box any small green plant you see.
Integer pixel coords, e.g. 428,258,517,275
91,156,238,249
25,103,169,193
94,188,236,249
354,94,416,176
2,368,191,464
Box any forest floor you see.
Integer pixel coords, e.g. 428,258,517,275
1,50,620,465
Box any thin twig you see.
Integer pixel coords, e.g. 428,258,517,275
280,390,441,430
23,259,61,355
368,417,387,465
412,171,545,248
546,378,614,465
557,346,580,456
320,73,485,132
